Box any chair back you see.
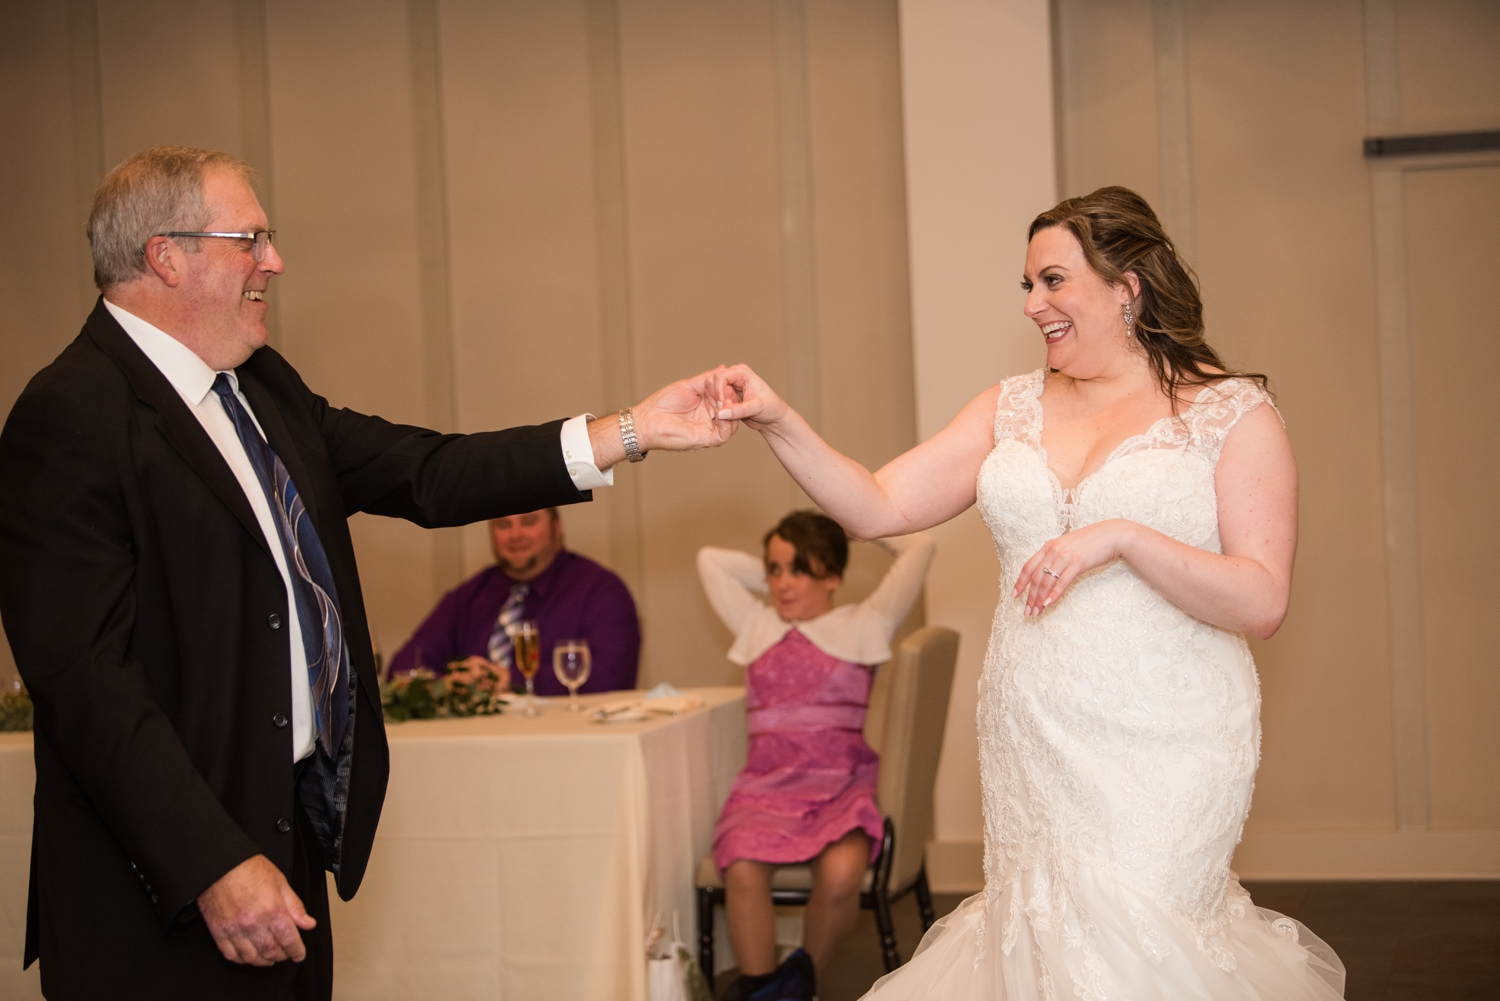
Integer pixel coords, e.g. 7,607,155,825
867,625,958,893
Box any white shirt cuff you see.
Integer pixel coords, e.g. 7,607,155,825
561,414,614,490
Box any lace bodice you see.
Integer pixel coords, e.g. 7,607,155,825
987,368,1276,543
972,369,1276,977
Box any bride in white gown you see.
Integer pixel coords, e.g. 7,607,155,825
711,187,1345,999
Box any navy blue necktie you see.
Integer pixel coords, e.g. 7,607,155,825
212,374,349,759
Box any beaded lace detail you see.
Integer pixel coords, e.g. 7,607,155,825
973,369,1275,979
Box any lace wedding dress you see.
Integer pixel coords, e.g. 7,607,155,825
863,371,1344,1000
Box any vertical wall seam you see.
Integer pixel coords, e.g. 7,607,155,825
586,0,647,611
774,0,822,444
1150,0,1197,263
1371,168,1429,829
1048,0,1070,199
235,0,281,349
66,0,105,308
1362,0,1400,133
406,0,463,592
1363,0,1429,830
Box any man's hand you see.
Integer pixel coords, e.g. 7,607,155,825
588,367,739,469
197,854,317,966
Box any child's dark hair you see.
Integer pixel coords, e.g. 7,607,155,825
763,510,849,580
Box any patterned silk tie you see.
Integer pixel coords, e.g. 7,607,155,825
487,583,529,670
212,374,349,759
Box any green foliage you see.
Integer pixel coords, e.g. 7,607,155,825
380,664,508,723
0,685,33,732
681,944,714,1001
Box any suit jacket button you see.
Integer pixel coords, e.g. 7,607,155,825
273,713,289,728
276,818,292,834
268,613,282,630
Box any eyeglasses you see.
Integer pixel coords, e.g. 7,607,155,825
158,230,276,262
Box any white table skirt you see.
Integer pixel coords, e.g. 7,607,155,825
0,687,747,1001
0,731,38,1001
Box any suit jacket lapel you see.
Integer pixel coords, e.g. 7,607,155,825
84,300,272,558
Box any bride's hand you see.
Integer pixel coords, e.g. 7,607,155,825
712,364,791,431
1014,520,1138,615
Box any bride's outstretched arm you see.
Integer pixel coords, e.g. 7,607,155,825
714,364,998,541
1013,402,1298,639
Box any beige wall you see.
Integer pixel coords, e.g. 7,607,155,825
0,1,918,692
896,0,1052,888
1395,0,1500,837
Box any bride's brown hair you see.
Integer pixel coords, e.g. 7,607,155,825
1028,186,1267,405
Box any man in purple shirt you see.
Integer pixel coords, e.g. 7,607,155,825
389,507,640,694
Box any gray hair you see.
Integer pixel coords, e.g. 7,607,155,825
87,146,255,290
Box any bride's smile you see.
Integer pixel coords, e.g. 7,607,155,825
1020,224,1140,379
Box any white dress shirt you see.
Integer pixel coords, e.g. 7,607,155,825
559,416,612,489
697,532,936,667
104,300,615,761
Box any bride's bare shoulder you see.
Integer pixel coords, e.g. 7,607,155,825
935,371,1044,444
979,369,1046,406
994,369,1051,413
958,376,1022,422
1181,367,1275,404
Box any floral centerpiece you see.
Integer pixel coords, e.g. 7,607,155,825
1,681,33,732
380,660,509,722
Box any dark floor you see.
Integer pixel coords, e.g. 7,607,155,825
713,882,1500,1001
1240,880,1500,1001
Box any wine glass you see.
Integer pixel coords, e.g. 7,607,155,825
509,621,541,716
553,640,592,713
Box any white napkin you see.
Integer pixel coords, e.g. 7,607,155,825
593,693,702,721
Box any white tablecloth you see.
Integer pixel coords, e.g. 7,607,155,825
0,732,38,1001
0,687,747,1001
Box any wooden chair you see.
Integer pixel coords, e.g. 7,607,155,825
694,625,960,975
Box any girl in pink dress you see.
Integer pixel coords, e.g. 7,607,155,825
698,512,934,1000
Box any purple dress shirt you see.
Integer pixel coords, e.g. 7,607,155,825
389,549,640,695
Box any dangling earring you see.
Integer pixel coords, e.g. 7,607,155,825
1123,301,1135,338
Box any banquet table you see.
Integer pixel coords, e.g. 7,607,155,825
0,731,38,1001
0,686,747,1001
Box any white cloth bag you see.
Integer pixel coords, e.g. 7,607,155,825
647,912,708,1001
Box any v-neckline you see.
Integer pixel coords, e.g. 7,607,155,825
1032,372,1198,499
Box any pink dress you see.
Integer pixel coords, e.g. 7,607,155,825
712,629,885,871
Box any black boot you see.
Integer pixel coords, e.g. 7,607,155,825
747,948,817,1001
719,970,775,1001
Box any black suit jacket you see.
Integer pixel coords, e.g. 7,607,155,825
0,299,589,997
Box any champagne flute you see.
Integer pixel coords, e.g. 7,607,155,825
509,621,542,716
553,640,592,713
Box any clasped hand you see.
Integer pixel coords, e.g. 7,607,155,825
1013,519,1136,615
632,365,744,451
708,364,787,430
447,654,509,693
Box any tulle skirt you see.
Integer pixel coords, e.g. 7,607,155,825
863,866,1344,1000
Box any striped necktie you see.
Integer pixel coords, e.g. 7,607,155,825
488,583,529,670
212,374,349,760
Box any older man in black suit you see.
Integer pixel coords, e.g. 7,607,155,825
0,146,731,1000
